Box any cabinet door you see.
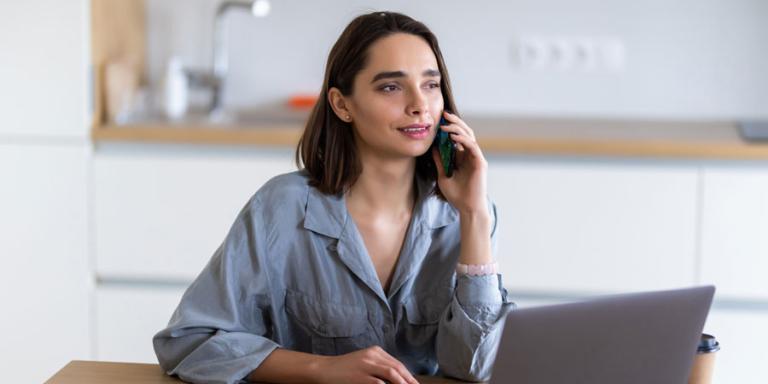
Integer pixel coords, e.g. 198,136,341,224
96,286,186,363
701,168,768,300
0,143,90,383
488,160,698,294
702,308,768,384
94,148,295,281
0,2,87,137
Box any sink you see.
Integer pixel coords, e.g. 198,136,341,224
216,106,310,126
114,104,311,128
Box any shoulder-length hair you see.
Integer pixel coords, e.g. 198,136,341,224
295,11,459,196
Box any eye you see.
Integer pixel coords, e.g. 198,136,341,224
426,81,441,89
379,84,400,93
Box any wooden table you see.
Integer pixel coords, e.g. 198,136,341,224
45,360,474,384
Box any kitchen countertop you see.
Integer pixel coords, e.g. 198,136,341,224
92,115,768,160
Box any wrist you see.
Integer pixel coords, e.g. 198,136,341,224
458,207,491,222
459,209,492,236
458,213,493,265
307,354,330,383
456,261,498,276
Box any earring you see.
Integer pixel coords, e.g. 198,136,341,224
345,115,351,121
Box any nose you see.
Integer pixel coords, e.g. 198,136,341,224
405,89,429,117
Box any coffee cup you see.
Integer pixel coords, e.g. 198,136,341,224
687,333,720,384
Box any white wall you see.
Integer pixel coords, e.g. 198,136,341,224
0,1,92,382
145,0,768,120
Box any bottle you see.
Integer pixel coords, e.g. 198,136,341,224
163,56,188,120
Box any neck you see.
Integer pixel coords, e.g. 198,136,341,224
346,153,416,216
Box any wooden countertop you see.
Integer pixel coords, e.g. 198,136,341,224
92,116,768,160
45,360,473,384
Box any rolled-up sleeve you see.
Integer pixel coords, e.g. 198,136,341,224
435,201,515,382
437,274,514,381
153,198,279,384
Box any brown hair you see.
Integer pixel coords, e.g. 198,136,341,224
295,11,459,196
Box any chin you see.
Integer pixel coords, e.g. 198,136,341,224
407,143,434,158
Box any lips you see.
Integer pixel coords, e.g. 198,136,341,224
397,123,431,139
401,123,430,128
397,123,431,132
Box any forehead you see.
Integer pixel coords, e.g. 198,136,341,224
362,33,438,77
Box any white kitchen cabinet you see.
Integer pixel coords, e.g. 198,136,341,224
702,307,768,384
0,2,87,137
93,147,295,281
488,159,699,294
0,143,91,383
95,285,187,363
701,167,768,300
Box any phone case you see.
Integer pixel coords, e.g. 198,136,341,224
436,116,456,177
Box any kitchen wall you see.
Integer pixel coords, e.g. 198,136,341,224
146,0,768,120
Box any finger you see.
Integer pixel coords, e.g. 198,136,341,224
450,132,481,158
442,110,463,124
440,122,475,142
442,111,476,140
449,131,484,161
374,360,418,384
375,353,419,384
369,364,409,384
438,122,466,135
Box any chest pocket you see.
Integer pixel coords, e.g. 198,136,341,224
400,291,452,363
285,290,377,355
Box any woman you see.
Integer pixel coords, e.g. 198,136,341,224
154,11,513,384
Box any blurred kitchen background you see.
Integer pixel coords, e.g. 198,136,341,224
2,0,767,382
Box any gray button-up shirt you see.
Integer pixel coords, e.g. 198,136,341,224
153,171,514,384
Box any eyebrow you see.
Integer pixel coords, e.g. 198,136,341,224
370,69,441,83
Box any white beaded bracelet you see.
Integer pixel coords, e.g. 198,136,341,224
456,261,498,276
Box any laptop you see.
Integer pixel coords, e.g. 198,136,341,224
490,286,715,384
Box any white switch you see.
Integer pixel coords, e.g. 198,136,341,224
513,35,626,73
597,38,626,72
550,38,575,70
517,37,548,69
572,38,597,71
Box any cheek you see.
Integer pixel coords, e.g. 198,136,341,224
365,97,403,120
431,94,444,116
359,104,395,125
432,96,444,112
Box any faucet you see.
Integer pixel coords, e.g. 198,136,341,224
186,0,271,116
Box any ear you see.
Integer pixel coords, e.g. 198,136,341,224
327,87,353,123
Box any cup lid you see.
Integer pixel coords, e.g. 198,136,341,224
697,333,720,353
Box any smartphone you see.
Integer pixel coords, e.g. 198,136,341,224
434,116,456,177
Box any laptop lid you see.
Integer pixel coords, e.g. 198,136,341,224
490,286,715,384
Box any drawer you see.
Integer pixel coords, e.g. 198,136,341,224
488,160,698,294
95,285,186,363
93,148,294,280
701,167,768,300
702,307,768,384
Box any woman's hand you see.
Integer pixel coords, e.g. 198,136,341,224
432,111,489,217
432,111,493,265
315,346,419,384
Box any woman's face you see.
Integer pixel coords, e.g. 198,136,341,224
341,33,444,161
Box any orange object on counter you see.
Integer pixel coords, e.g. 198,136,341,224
288,94,319,109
